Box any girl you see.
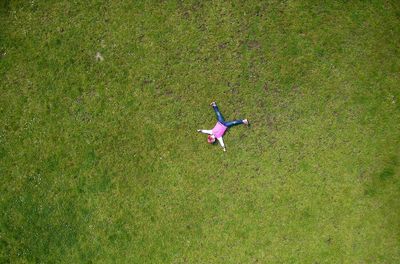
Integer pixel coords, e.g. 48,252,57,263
197,102,249,151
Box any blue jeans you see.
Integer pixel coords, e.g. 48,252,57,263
213,105,244,127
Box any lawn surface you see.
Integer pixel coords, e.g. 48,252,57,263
1,0,400,263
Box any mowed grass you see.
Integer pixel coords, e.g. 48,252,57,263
1,0,400,263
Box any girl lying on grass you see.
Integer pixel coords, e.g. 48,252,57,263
197,102,249,152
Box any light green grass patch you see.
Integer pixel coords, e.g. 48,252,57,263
1,0,399,263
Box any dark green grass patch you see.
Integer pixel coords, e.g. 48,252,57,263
1,0,400,263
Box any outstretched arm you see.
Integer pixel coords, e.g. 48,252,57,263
216,137,226,152
197,129,212,135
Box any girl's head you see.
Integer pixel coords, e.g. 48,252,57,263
207,135,216,144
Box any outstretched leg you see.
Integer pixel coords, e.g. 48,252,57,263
224,119,248,128
210,102,225,123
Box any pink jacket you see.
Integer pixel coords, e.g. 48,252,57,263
212,122,228,138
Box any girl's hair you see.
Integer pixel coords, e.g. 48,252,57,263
207,135,215,143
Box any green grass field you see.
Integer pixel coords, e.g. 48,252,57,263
1,0,400,263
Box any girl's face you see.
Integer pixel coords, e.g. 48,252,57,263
207,135,216,143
